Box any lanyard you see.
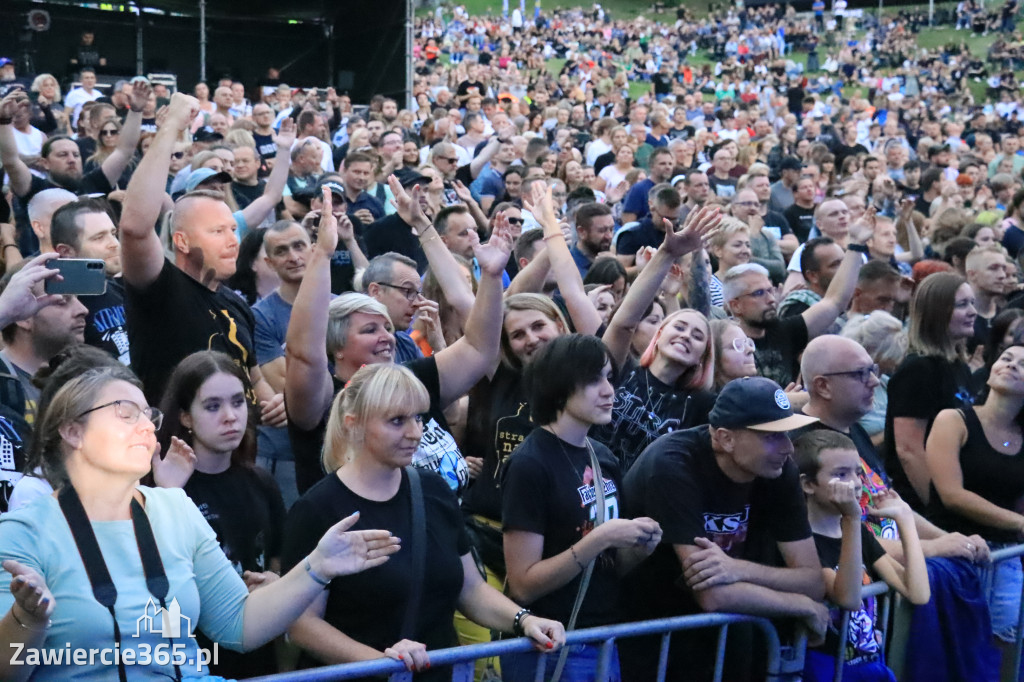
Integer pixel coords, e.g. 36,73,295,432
58,486,182,682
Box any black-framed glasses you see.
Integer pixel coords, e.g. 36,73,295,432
506,216,524,225
171,151,185,159
100,129,119,137
77,400,164,430
374,282,423,301
436,156,458,163
821,364,880,384
733,201,760,208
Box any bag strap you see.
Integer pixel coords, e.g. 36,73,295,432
58,487,182,682
551,439,607,682
401,466,427,641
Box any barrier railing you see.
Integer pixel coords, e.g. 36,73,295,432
247,612,796,682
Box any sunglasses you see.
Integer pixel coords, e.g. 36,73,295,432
171,151,185,159
506,216,524,225
100,129,119,136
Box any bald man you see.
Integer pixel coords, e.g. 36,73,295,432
783,198,856,293
119,92,286,430
27,188,76,254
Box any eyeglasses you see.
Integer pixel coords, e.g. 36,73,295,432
374,282,423,301
100,129,119,136
77,400,164,430
730,336,756,353
506,216,524,225
733,201,760,208
436,156,458,163
738,287,772,300
171,151,185,159
821,364,880,384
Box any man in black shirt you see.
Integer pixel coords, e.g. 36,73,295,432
783,176,817,243
230,146,266,210
49,198,131,365
119,92,286,428
620,377,827,680
722,236,865,386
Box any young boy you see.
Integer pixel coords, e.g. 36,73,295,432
794,431,931,682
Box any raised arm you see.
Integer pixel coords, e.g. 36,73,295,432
102,80,151,186
506,246,551,296
120,92,199,288
523,184,602,335
240,118,295,229
801,246,864,339
388,175,475,320
0,93,34,197
432,215,513,407
603,206,720,366
895,199,925,264
284,185,339,430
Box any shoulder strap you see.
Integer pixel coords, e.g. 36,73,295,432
551,440,607,682
401,466,427,641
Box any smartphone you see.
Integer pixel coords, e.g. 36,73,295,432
44,259,107,296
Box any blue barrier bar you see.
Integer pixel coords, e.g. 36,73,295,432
832,581,892,682
248,612,786,682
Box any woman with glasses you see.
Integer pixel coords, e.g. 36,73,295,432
926,343,1024,665
84,118,122,174
594,206,721,473
0,366,400,682
709,319,757,390
154,350,286,678
884,272,978,512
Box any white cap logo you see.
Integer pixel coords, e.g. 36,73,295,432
774,389,790,410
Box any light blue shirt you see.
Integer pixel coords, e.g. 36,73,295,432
0,487,249,680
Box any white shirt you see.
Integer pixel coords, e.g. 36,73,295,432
12,126,44,157
64,86,103,128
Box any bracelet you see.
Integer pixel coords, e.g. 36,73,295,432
847,243,870,255
303,556,331,588
1,244,16,251
569,544,585,571
419,233,440,244
542,233,564,242
11,607,49,633
512,608,533,637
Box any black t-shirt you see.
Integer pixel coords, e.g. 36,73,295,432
231,180,265,210
186,465,285,678
253,132,277,160
883,354,974,511
614,217,664,259
0,403,30,513
80,277,130,365
13,169,113,253
289,357,467,496
592,358,715,473
763,209,794,240
708,174,738,199
502,428,624,627
812,528,886,664
783,203,816,243
927,406,1024,543
462,364,533,522
622,426,811,622
457,80,487,99
753,315,809,387
281,469,469,667
124,260,257,403
363,215,428,274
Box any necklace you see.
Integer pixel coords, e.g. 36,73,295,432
546,426,587,482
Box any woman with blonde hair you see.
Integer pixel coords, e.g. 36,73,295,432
0,367,400,682
842,310,910,446
283,363,565,674
29,73,65,134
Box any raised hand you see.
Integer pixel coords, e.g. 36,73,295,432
274,117,296,151
3,560,54,629
605,179,630,205
0,253,64,325
388,174,430,232
316,185,339,254
522,183,558,228
308,511,402,579
150,436,197,488
166,92,201,133
337,213,356,245
865,488,912,521
661,205,722,258
0,92,29,121
128,78,153,113
473,211,513,277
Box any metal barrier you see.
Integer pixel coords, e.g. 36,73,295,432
247,612,797,682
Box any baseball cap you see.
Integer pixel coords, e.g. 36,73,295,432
709,377,818,432
928,143,951,157
185,168,232,192
314,177,346,200
779,157,803,171
398,171,431,189
0,58,13,68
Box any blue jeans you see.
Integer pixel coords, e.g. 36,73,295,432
500,643,620,682
986,547,1024,643
804,649,895,682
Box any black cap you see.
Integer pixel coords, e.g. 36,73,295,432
709,377,818,432
779,156,803,171
928,143,951,157
314,178,346,200
399,171,431,189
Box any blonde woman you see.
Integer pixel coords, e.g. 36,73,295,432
283,363,565,674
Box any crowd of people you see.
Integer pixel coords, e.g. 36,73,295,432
0,0,1023,680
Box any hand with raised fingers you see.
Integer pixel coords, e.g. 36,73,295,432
662,205,722,258
150,437,197,488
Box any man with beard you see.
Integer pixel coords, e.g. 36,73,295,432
0,82,150,251
49,198,131,365
721,235,865,386
570,202,615,277
119,92,286,432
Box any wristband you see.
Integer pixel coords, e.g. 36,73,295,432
847,243,870,255
0,118,11,126
542,233,564,242
570,544,585,571
303,556,331,587
512,608,533,636
11,607,50,633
